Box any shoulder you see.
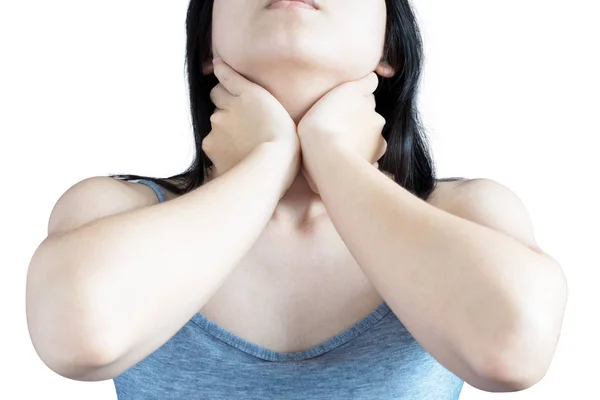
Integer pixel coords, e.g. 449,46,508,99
447,178,526,215
53,176,143,208
426,177,468,209
118,178,182,202
47,176,160,237
434,178,544,253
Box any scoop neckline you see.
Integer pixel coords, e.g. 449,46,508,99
189,300,392,362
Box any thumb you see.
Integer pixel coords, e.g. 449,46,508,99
357,72,379,95
212,58,250,96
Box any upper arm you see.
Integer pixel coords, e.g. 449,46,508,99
29,176,156,379
448,178,567,389
447,178,544,254
47,176,158,238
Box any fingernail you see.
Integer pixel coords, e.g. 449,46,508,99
212,57,222,65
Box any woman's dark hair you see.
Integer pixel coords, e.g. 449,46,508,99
110,0,465,200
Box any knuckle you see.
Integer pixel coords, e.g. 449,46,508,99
379,142,388,158
213,65,225,81
371,72,379,84
239,89,257,104
217,66,228,81
238,90,249,101
201,136,212,151
209,111,222,124
368,97,376,110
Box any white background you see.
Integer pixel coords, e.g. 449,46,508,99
1,0,597,398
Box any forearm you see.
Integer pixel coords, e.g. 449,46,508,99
306,146,565,389
27,143,290,378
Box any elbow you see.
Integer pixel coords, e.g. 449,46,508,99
26,289,130,382
471,258,568,392
29,326,126,382
471,346,550,392
51,343,123,382
470,296,566,391
26,256,128,381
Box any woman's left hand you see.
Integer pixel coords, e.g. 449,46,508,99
297,72,387,194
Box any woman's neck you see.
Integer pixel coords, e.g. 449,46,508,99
205,63,351,227
242,63,343,124
241,65,345,225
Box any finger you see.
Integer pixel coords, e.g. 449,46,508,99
376,138,388,161
212,58,248,96
210,83,233,109
368,93,376,109
358,72,379,95
202,62,214,76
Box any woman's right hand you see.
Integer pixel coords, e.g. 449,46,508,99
202,58,301,195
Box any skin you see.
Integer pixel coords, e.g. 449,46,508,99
203,0,395,226
198,0,567,392
27,1,563,387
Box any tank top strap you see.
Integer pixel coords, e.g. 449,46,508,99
126,179,167,203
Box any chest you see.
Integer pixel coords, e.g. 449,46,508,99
199,216,385,353
198,181,457,354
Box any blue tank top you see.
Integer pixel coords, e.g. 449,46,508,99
113,179,465,399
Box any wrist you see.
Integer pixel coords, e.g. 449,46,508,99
253,142,299,192
255,142,297,167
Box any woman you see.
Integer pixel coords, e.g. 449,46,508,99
26,0,567,399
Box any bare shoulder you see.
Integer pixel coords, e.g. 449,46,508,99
120,178,181,202
47,176,156,238
427,177,470,211
438,178,547,253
